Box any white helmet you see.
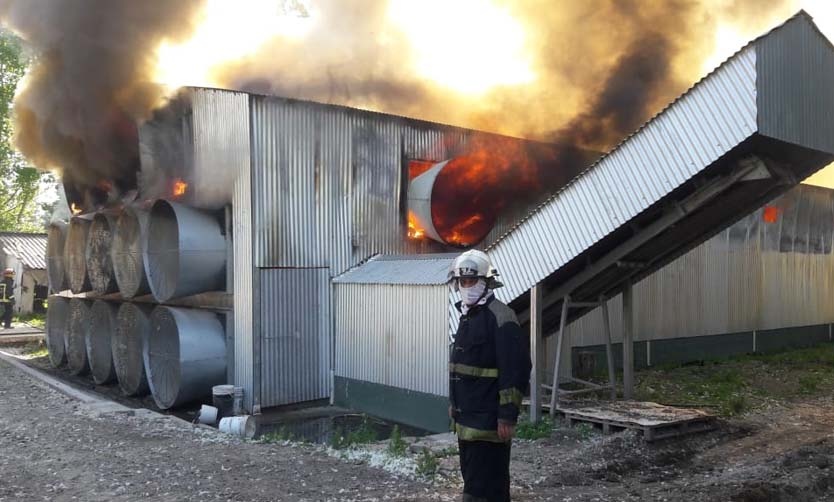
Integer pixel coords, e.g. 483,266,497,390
448,250,503,289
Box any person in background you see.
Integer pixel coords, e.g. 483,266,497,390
1,268,15,329
447,250,531,502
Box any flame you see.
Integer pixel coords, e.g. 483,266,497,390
172,179,188,197
763,205,780,224
407,211,425,240
70,203,82,215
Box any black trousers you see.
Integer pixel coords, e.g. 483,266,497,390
458,439,511,502
1,302,12,328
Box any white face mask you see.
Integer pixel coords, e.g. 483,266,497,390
459,279,487,306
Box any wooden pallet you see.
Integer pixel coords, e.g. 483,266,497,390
557,401,715,441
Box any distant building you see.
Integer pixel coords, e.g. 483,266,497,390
0,232,48,314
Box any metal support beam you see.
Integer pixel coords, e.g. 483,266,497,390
529,283,544,422
622,282,634,399
520,156,765,325
549,296,570,417
601,295,617,400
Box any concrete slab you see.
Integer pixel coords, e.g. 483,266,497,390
0,333,44,345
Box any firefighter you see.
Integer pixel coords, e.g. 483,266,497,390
1,268,15,329
448,250,531,502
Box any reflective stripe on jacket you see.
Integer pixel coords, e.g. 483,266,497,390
449,295,531,442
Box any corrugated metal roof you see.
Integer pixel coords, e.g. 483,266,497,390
333,253,458,285
0,232,47,270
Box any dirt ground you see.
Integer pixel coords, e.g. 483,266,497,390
2,350,834,501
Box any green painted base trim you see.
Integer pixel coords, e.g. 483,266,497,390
334,377,449,433
757,324,829,354
573,323,834,375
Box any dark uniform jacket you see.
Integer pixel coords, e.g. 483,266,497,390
449,295,531,442
1,277,14,302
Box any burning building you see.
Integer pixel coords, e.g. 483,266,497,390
42,12,834,430
45,85,596,413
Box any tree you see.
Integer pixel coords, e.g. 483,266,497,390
0,30,55,233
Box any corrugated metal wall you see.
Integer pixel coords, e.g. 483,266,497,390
554,184,834,376
217,90,255,410
247,95,556,277
259,268,332,407
334,283,449,396
758,14,834,156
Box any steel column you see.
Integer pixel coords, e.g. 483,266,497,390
529,283,543,422
549,295,570,416
622,283,634,399
601,296,617,400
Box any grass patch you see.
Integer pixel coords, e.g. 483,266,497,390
329,415,377,450
415,448,439,478
516,414,555,440
260,426,294,443
386,425,408,457
635,343,834,417
574,422,595,440
14,312,45,329
19,341,47,359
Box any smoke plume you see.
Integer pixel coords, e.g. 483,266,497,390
0,0,798,208
215,0,795,151
0,0,205,207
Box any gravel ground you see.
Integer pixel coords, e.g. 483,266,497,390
0,356,458,502
4,351,834,501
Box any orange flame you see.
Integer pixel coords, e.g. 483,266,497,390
173,179,188,197
762,205,779,224
70,203,82,215
407,211,425,240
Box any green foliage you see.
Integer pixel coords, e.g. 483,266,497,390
798,373,823,394
0,31,55,232
435,446,459,458
14,312,44,329
415,448,439,478
516,415,555,440
635,343,834,417
574,422,595,440
260,426,294,443
329,416,377,450
386,425,408,457
19,340,46,358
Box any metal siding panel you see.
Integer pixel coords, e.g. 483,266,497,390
334,283,449,396
192,89,251,208
492,47,758,303
758,15,834,155
559,185,834,376
195,92,256,411
259,268,331,407
247,95,574,277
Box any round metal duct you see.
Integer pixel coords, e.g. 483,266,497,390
144,200,226,302
64,216,93,293
46,222,68,293
113,302,152,396
111,205,151,298
145,306,226,409
66,298,91,375
45,296,69,367
407,159,498,247
86,213,120,295
87,300,118,385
